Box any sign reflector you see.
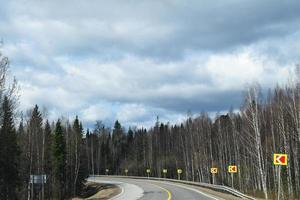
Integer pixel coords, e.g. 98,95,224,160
177,169,182,174
125,169,129,173
163,169,167,174
146,169,151,173
211,168,218,174
228,165,237,173
273,154,287,165
105,169,109,172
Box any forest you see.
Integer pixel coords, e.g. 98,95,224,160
0,51,299,200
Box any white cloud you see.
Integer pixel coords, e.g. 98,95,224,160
81,104,112,122
205,50,291,90
13,48,295,129
1,0,300,128
117,104,147,122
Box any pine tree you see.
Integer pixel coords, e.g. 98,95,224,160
72,117,88,195
28,105,44,199
0,96,20,199
17,118,28,198
112,120,124,173
44,120,53,199
53,120,66,200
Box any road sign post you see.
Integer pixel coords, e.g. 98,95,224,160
228,165,237,188
277,165,281,200
105,169,109,176
273,153,287,200
163,169,167,179
210,168,218,184
146,169,151,179
125,169,128,176
177,169,182,180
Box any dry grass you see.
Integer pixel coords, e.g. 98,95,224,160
71,182,121,200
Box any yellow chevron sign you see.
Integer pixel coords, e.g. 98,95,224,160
211,168,218,174
273,154,287,165
228,165,237,173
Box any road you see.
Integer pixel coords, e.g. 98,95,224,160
88,176,222,200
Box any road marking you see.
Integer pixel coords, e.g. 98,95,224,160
109,185,124,200
149,182,172,200
89,178,143,200
150,180,223,200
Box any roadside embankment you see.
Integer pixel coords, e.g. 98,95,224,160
72,182,121,200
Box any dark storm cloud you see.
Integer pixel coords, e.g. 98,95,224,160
145,90,243,113
3,0,300,59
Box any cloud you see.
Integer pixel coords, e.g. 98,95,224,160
81,103,113,122
14,48,292,128
2,0,300,60
0,0,299,128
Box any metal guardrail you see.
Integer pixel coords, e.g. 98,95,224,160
90,175,256,200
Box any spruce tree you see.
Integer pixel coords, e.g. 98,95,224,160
0,96,20,199
112,120,124,173
44,120,53,198
72,117,88,195
53,120,66,200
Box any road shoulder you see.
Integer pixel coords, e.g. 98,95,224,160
72,182,122,200
181,183,244,200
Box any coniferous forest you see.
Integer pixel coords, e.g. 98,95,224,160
0,52,300,199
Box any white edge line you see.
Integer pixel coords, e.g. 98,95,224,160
109,184,125,200
86,178,125,200
149,180,224,200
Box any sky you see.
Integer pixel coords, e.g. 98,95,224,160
0,0,300,129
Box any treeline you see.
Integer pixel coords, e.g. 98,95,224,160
4,105,89,200
0,53,89,199
86,82,300,200
17,107,89,199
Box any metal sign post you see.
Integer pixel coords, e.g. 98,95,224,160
177,169,182,180
273,153,287,200
146,169,151,179
163,169,167,179
228,165,237,188
210,168,218,184
277,165,281,200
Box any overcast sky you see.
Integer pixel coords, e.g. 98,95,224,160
1,0,300,128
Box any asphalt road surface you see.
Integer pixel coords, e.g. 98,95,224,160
88,176,222,200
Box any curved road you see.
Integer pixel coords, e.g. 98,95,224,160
88,176,222,200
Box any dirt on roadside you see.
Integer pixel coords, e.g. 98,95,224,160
72,182,121,200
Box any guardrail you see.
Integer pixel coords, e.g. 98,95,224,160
90,175,256,200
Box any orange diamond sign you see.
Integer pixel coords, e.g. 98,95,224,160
228,165,237,173
273,154,287,165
